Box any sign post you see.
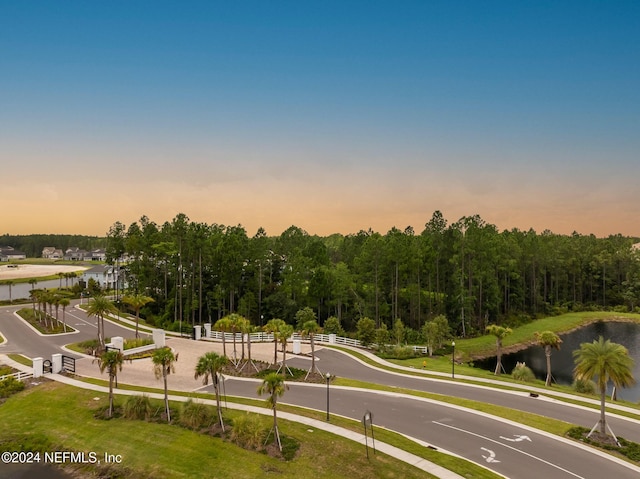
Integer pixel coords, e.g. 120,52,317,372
362,410,376,459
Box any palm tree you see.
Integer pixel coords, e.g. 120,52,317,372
122,293,154,339
86,295,118,351
52,294,61,327
214,316,233,358
301,319,322,378
42,290,54,329
264,318,286,366
6,280,14,303
573,336,635,438
95,349,124,418
257,372,288,451
276,324,294,376
535,331,562,386
227,313,242,364
486,324,512,375
29,288,38,313
152,347,178,422
59,297,71,332
194,352,228,431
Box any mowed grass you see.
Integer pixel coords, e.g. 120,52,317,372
0,381,469,479
456,311,640,359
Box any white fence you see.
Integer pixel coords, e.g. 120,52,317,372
0,371,34,382
204,329,363,348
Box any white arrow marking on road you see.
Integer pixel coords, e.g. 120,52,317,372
500,435,531,442
433,421,585,479
481,447,500,463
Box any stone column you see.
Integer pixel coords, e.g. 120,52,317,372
33,357,43,378
111,336,124,352
52,353,63,373
153,328,166,348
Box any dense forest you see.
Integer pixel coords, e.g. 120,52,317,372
4,213,640,337
0,234,105,257
86,211,640,337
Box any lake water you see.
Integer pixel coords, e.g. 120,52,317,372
0,279,71,301
475,321,640,402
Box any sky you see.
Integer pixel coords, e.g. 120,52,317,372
2,1,639,238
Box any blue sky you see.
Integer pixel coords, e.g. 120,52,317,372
2,1,639,237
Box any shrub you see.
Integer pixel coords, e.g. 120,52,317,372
280,435,300,461
179,399,213,430
0,376,25,398
229,413,268,450
511,362,535,382
572,378,597,395
124,338,154,350
123,395,152,421
356,317,376,347
378,345,418,360
323,316,344,336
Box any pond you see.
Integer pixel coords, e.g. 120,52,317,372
475,321,640,402
0,279,70,301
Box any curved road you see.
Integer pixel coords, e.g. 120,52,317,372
2,306,640,478
285,349,640,444
0,303,149,359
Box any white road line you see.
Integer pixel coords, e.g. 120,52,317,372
65,311,96,328
433,421,585,479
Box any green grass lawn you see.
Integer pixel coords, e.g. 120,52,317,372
455,311,640,359
16,308,77,334
0,381,499,479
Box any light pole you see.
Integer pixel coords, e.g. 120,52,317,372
325,372,331,421
451,341,456,379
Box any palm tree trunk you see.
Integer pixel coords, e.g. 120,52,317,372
310,334,316,374
164,369,170,422
273,338,278,366
273,405,281,451
282,342,287,373
108,371,114,418
494,340,502,375
599,388,607,435
545,346,552,386
214,374,225,431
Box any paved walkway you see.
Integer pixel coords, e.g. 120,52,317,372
0,343,466,479
71,337,316,391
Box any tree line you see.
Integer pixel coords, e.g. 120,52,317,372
1,233,105,257
98,211,640,337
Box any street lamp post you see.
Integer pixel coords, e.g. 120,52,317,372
451,341,456,379
326,372,331,421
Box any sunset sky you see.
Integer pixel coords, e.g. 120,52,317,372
2,2,639,238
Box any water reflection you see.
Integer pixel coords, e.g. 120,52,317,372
475,321,640,402
0,279,67,301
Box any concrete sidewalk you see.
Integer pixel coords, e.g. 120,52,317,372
70,337,316,391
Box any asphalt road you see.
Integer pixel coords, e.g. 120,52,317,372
214,358,640,479
3,307,640,478
215,376,637,479
0,302,148,359
284,349,640,444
